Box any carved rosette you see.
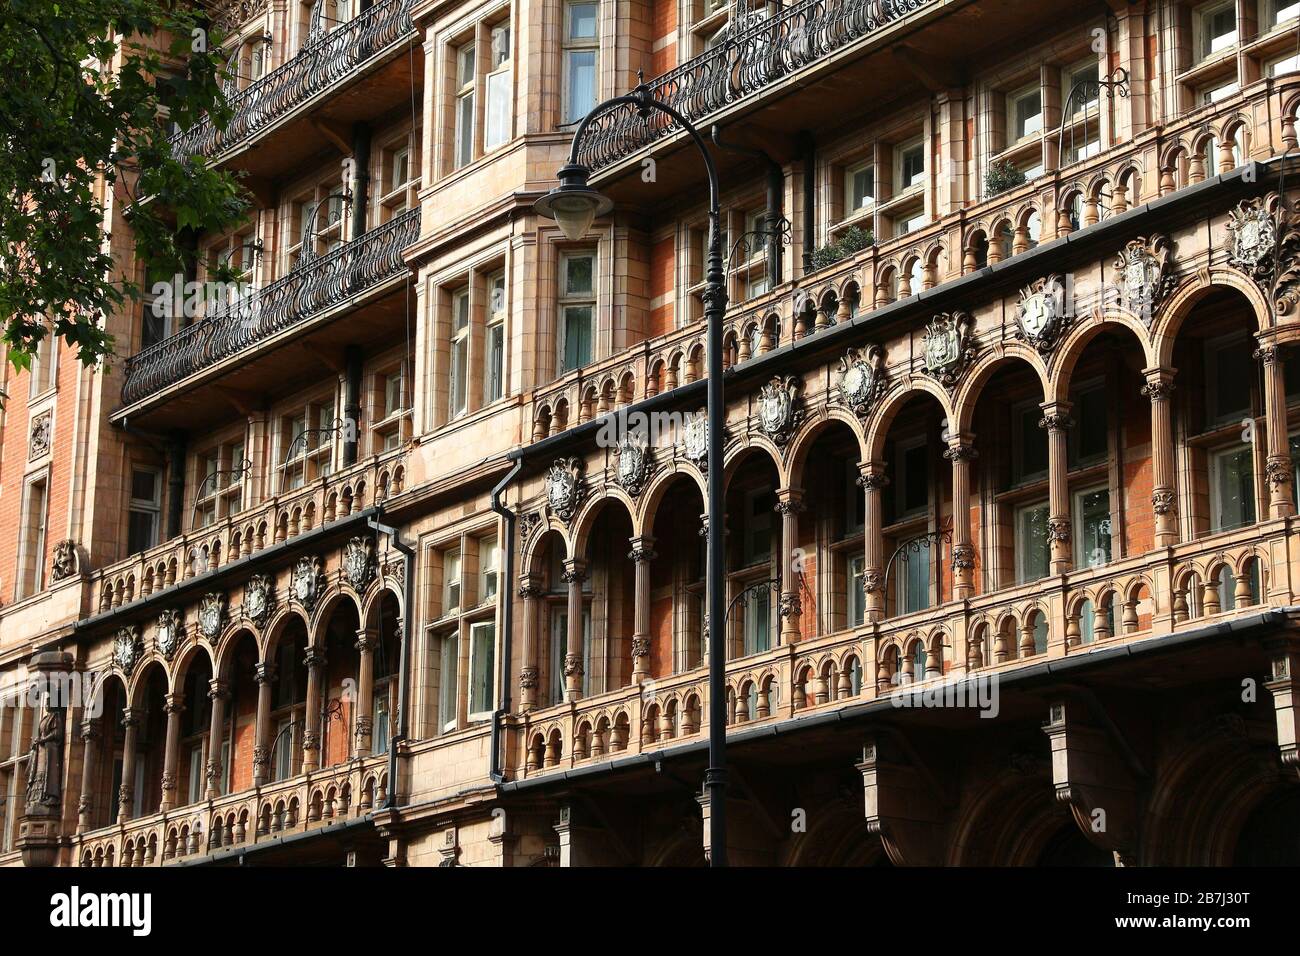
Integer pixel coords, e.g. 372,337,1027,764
837,345,887,419
1015,275,1070,355
112,626,143,675
614,434,653,497
545,457,585,524
343,536,376,591
1151,489,1177,516
291,556,324,612
756,375,805,447
198,592,225,640
1114,234,1173,323
155,609,183,661
243,574,275,627
921,311,977,388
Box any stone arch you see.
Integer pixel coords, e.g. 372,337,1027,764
785,407,866,489
952,344,1050,434
637,461,707,533
1153,270,1272,366
522,525,569,579
571,483,639,554
259,604,312,665
170,636,216,695
1048,307,1155,399
211,625,258,683
721,436,787,494
863,375,955,461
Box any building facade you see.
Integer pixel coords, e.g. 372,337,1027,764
3,0,1300,866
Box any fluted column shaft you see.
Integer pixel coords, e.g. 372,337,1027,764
1143,368,1178,548
76,719,101,833
945,439,977,599
628,536,656,682
252,662,274,787
1257,344,1295,519
204,679,230,799
776,489,804,643
159,694,184,811
354,629,376,757
1041,402,1073,575
518,574,542,711
117,708,139,824
859,462,888,621
563,558,588,702
302,649,326,772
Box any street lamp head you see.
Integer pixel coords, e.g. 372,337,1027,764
534,163,613,242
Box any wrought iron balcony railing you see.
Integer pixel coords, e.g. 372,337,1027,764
575,0,933,171
121,208,419,405
172,0,415,160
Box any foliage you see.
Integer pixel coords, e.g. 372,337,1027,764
810,225,874,271
0,0,249,372
984,158,1027,198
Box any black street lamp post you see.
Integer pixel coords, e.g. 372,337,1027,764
535,81,730,865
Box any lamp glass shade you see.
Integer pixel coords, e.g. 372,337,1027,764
550,193,601,241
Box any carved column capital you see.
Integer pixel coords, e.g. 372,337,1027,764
303,649,327,670
519,666,539,689
254,662,277,685
562,653,584,677
1140,367,1177,402
1038,401,1074,432
163,694,186,716
857,461,890,489
208,679,231,702
943,443,979,462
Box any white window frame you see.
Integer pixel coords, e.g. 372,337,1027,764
468,620,496,721
449,288,470,419
484,270,506,404
1196,0,1238,61
894,136,925,194
484,22,512,152
558,249,596,373
844,159,875,216
1009,83,1043,141
454,41,477,170
562,1,600,125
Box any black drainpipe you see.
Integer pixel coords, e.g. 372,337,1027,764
488,457,523,783
351,123,372,241
710,126,785,285
166,433,186,538
367,505,413,810
799,130,815,276
343,346,362,466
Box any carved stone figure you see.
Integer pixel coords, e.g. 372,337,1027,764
50,540,79,581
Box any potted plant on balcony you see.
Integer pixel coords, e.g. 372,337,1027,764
810,225,874,272
985,159,1027,198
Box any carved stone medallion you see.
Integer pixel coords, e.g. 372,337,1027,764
837,345,886,419
50,540,79,581
756,375,804,447
291,556,324,611
155,609,183,661
29,411,51,460
1225,198,1278,275
682,409,710,471
1015,275,1068,354
545,457,584,524
198,592,225,640
244,574,274,627
344,536,376,591
113,626,142,675
922,311,976,388
1114,234,1173,322
614,435,653,497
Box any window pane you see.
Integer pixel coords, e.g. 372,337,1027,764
903,545,930,614
1073,387,1107,463
1018,504,1050,583
565,254,593,294
456,93,475,167
849,166,874,210
1015,90,1042,137
1075,488,1112,567
439,635,458,730
565,50,597,123
1211,338,1253,422
848,555,865,626
563,305,593,370
568,2,598,39
485,70,511,150
1213,447,1256,530
1019,406,1048,479
902,442,928,514
470,623,495,715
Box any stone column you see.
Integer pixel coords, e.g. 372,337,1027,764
302,648,326,772
117,708,139,824
518,574,542,711
159,693,184,811
204,679,230,799
1257,344,1294,519
858,462,889,621
76,718,101,833
1142,368,1178,548
1041,402,1073,574
354,628,376,757
628,536,656,683
252,662,275,787
945,438,978,599
563,558,588,702
775,489,805,644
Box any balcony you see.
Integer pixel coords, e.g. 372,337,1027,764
528,77,1300,439
117,208,419,426
74,754,390,867
508,521,1293,780
91,449,407,616
172,0,417,178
